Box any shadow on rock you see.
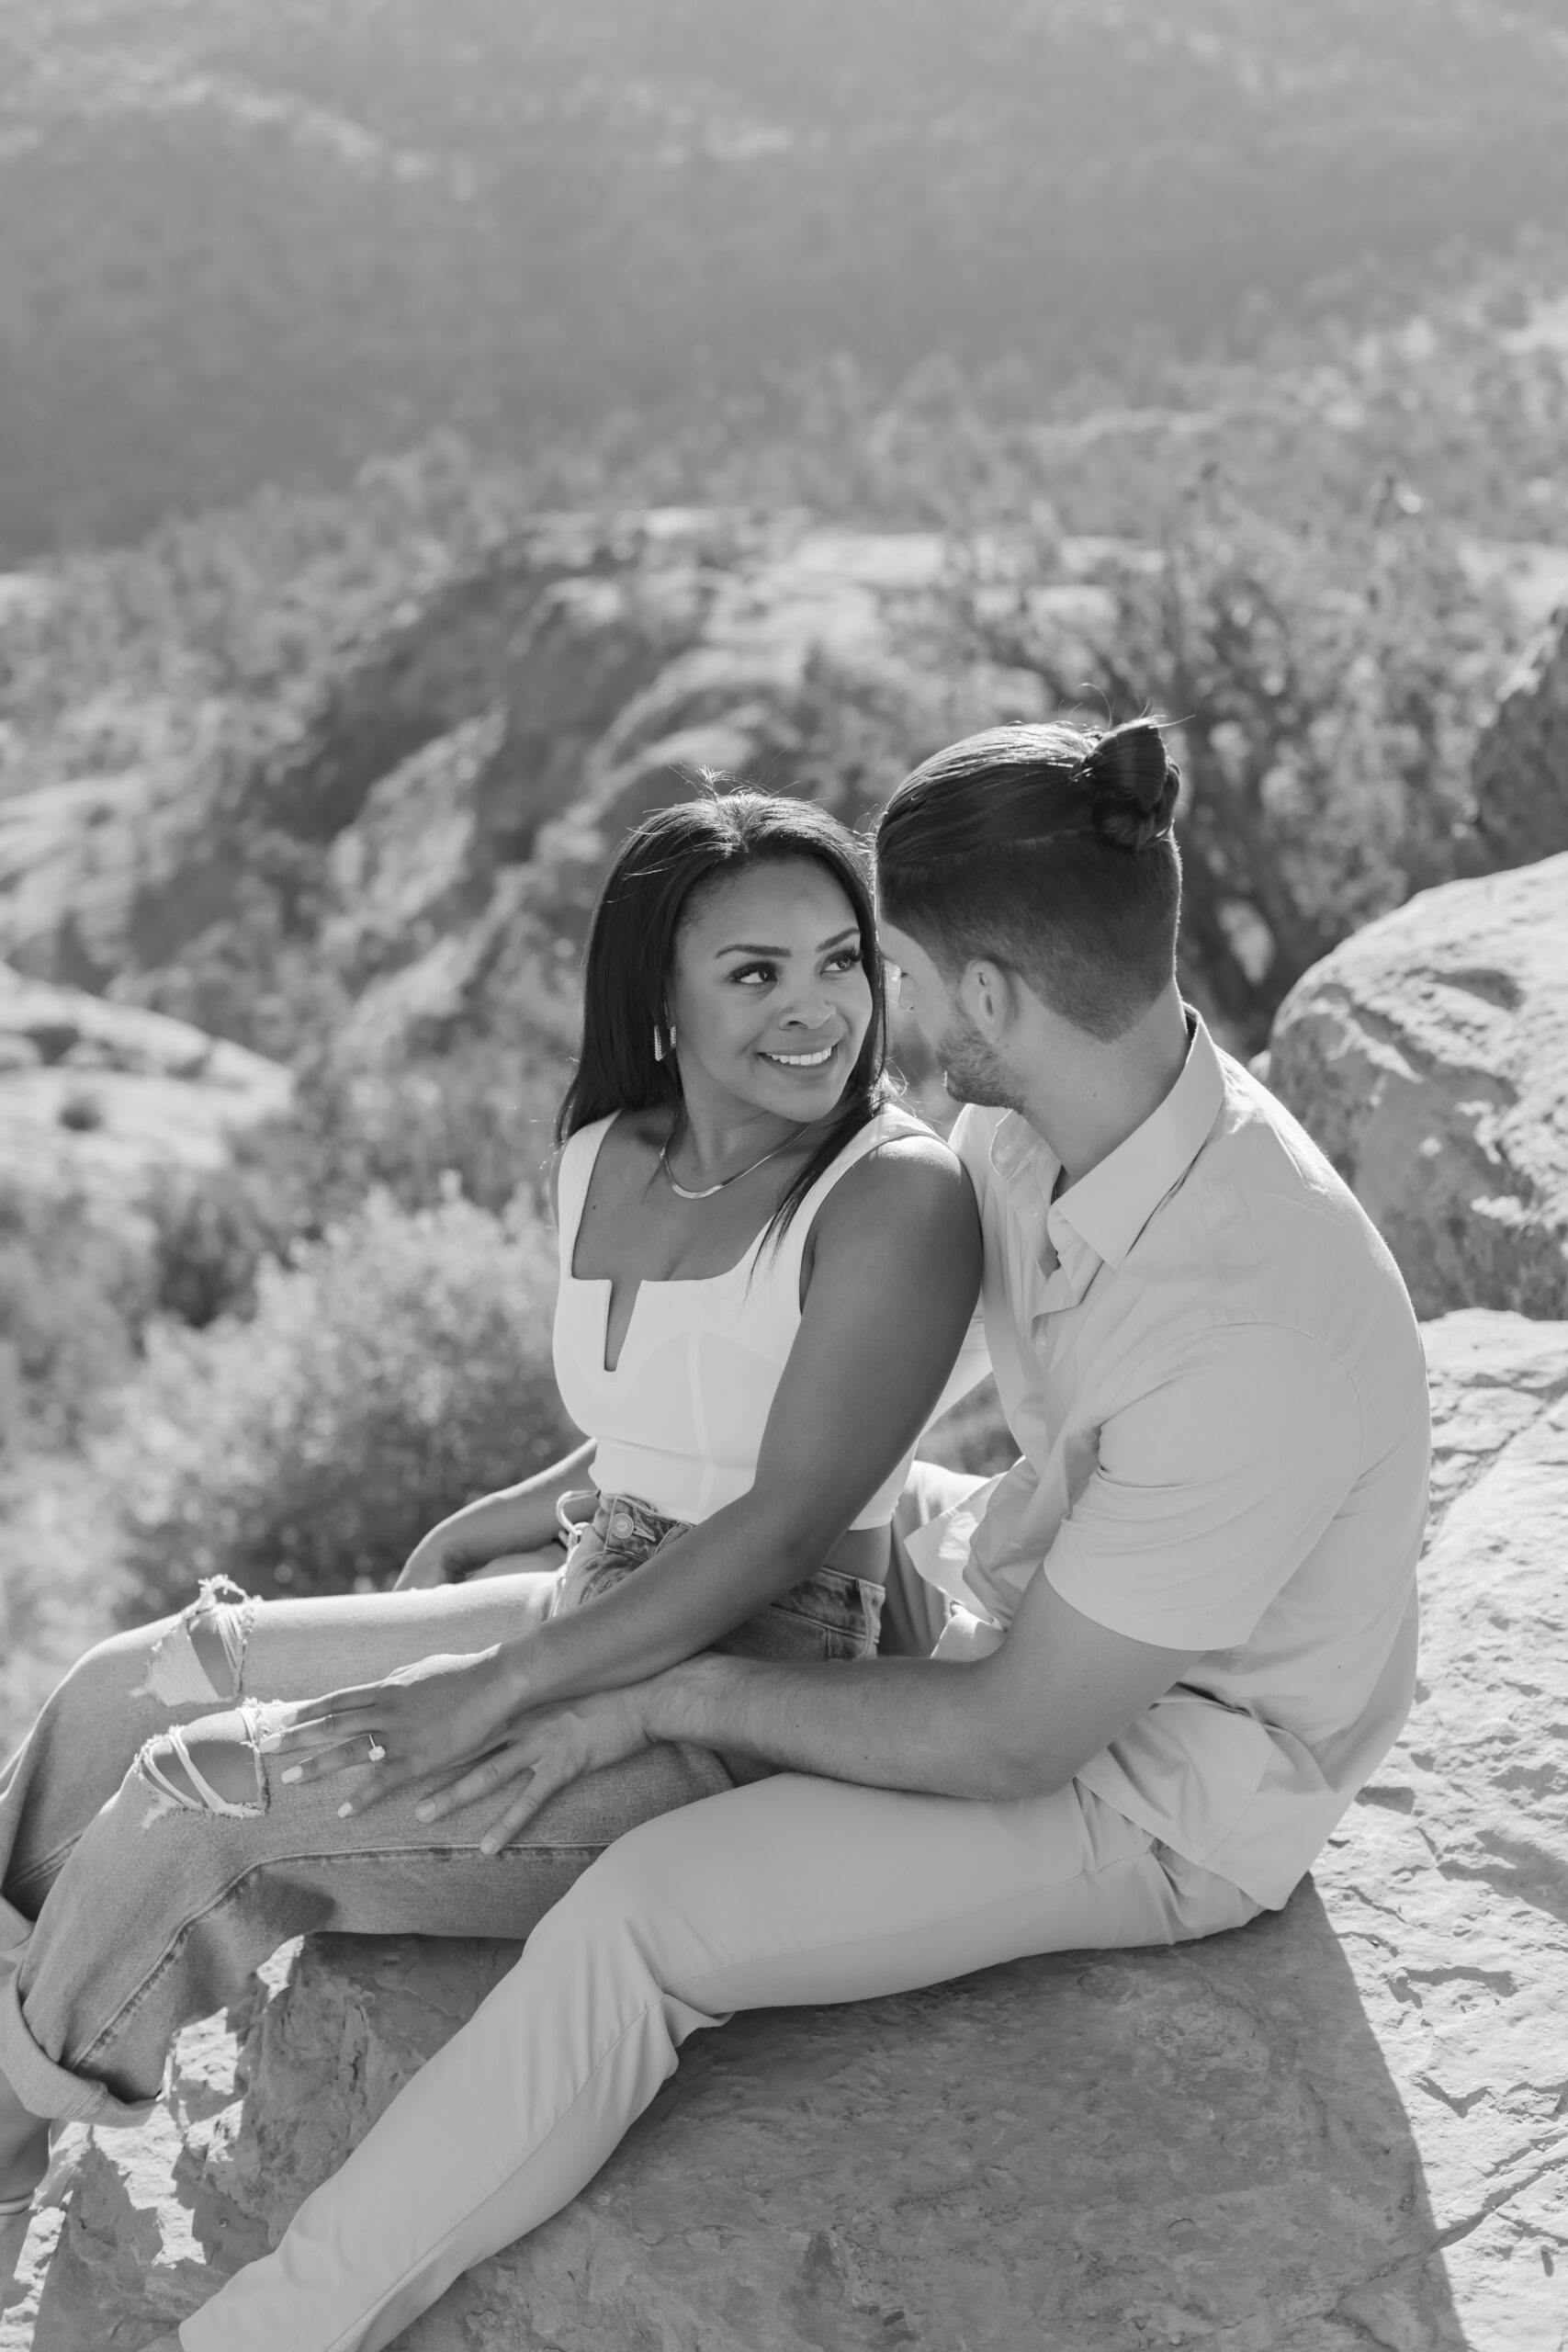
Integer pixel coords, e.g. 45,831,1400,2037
19,1883,1461,2352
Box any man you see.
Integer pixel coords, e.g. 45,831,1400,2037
155,717,1429,2352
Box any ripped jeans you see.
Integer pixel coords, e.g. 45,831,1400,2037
0,1479,932,2130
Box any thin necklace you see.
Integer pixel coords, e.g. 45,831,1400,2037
659,1118,801,1201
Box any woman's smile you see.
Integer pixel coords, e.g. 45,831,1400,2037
759,1039,840,1071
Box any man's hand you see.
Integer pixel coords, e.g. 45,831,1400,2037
261,1647,525,1815
412,1683,658,1853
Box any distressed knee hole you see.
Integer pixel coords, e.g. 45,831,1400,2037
132,1576,255,1707
135,1712,266,1828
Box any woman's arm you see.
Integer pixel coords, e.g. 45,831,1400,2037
269,1136,982,1804
395,1439,596,1588
397,1148,582,1588
501,1132,981,1707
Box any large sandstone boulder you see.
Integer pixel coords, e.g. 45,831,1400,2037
1268,852,1568,1318
1470,601,1568,871
6,1307,1565,2350
0,964,291,1221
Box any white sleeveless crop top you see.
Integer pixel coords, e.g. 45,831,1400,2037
552,1106,985,1528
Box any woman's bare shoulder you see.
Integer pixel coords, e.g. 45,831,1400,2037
863,1102,970,1180
818,1117,976,1239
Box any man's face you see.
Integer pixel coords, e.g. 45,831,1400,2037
877,912,1022,1111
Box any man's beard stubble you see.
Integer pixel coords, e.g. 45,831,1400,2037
935,1011,1023,1113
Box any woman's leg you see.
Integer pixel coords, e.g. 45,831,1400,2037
2,1570,562,1927
2,1581,258,1930
0,1577,372,2199
0,1573,738,2143
176,1770,1259,2352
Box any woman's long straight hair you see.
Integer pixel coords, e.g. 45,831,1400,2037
557,783,891,1244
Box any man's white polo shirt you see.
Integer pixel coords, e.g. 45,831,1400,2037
909,1012,1430,1909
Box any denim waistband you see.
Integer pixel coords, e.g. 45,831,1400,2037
555,1487,683,1553
550,1488,884,1665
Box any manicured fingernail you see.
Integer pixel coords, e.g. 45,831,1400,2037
337,1802,354,1818
414,1801,434,1822
479,1838,498,1856
255,1730,284,1752
280,1766,302,1784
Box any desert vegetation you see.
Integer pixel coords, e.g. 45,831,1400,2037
2,11,1566,1759
5,2,1568,546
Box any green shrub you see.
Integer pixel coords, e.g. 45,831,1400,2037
234,1046,567,1231
143,1162,299,1329
137,1042,566,1335
113,1184,576,1612
0,1454,130,1765
0,1186,148,1461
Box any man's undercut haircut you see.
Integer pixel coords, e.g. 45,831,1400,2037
875,718,1183,1042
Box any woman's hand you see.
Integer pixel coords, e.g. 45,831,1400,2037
260,1647,525,1815
394,1522,487,1589
412,1684,657,1853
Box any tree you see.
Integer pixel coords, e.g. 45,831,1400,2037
955,480,1509,1050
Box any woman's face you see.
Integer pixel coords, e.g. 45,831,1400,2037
666,859,874,1125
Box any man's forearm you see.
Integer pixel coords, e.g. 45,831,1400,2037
642,1649,1048,1803
498,1497,831,1715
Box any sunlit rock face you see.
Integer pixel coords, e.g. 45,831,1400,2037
1470,601,1568,872
9,1309,1565,2351
0,512,1094,1072
1267,852,1568,1320
0,962,291,1222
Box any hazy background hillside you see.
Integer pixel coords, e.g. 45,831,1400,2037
5,0,1568,546
3,0,1568,1756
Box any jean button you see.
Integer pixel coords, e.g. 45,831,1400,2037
612,1514,631,1537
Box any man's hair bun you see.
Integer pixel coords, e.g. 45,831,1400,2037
1077,719,1180,851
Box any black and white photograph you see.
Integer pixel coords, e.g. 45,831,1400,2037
2,6,1566,2346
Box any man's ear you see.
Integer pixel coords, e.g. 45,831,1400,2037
956,958,1017,1041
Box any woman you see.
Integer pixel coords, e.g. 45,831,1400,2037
0,788,984,2283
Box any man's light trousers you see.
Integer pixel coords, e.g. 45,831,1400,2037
183,1766,1258,2352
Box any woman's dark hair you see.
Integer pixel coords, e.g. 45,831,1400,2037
875,718,1182,1041
557,782,891,1242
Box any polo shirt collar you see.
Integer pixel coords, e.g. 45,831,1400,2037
1055,1011,1225,1272
987,1011,1225,1297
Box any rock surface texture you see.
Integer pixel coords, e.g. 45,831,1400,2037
0,961,291,1219
5,1308,1565,2350
1469,599,1568,871
1267,852,1568,1318
0,514,1116,1067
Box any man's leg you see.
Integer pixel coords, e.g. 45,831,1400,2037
177,1769,1258,2352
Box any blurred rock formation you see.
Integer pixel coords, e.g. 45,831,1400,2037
0,513,1093,1080
0,963,290,1225
1268,852,1568,1319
